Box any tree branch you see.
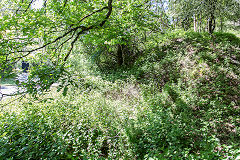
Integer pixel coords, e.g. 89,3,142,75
100,0,113,27
78,6,108,24
63,0,113,62
25,0,34,12
14,27,79,55
54,29,77,52
9,0,113,64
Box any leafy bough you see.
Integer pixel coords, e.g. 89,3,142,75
0,0,113,99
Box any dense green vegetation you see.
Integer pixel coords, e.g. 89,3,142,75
0,0,240,159
1,31,240,159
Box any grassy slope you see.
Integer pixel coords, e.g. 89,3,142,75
0,31,239,159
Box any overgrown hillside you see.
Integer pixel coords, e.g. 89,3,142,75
1,31,240,159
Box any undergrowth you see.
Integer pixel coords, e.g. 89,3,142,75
1,31,240,159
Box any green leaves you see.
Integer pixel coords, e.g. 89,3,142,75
62,86,68,96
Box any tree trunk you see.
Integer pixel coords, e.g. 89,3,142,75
194,14,197,32
220,17,223,32
208,0,216,34
144,30,147,42
209,16,214,34
117,44,124,66
199,14,202,32
208,14,216,34
176,17,179,28
206,18,208,32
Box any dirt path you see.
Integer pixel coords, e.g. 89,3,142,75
0,85,18,101
0,73,28,101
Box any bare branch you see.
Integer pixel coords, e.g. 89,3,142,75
54,30,77,52
63,0,113,61
78,6,108,24
14,27,80,54
8,0,113,66
0,93,27,110
100,0,113,27
43,0,47,8
63,0,68,8
25,0,34,12
63,28,89,62
15,0,25,14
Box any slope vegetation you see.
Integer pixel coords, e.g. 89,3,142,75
0,31,239,159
